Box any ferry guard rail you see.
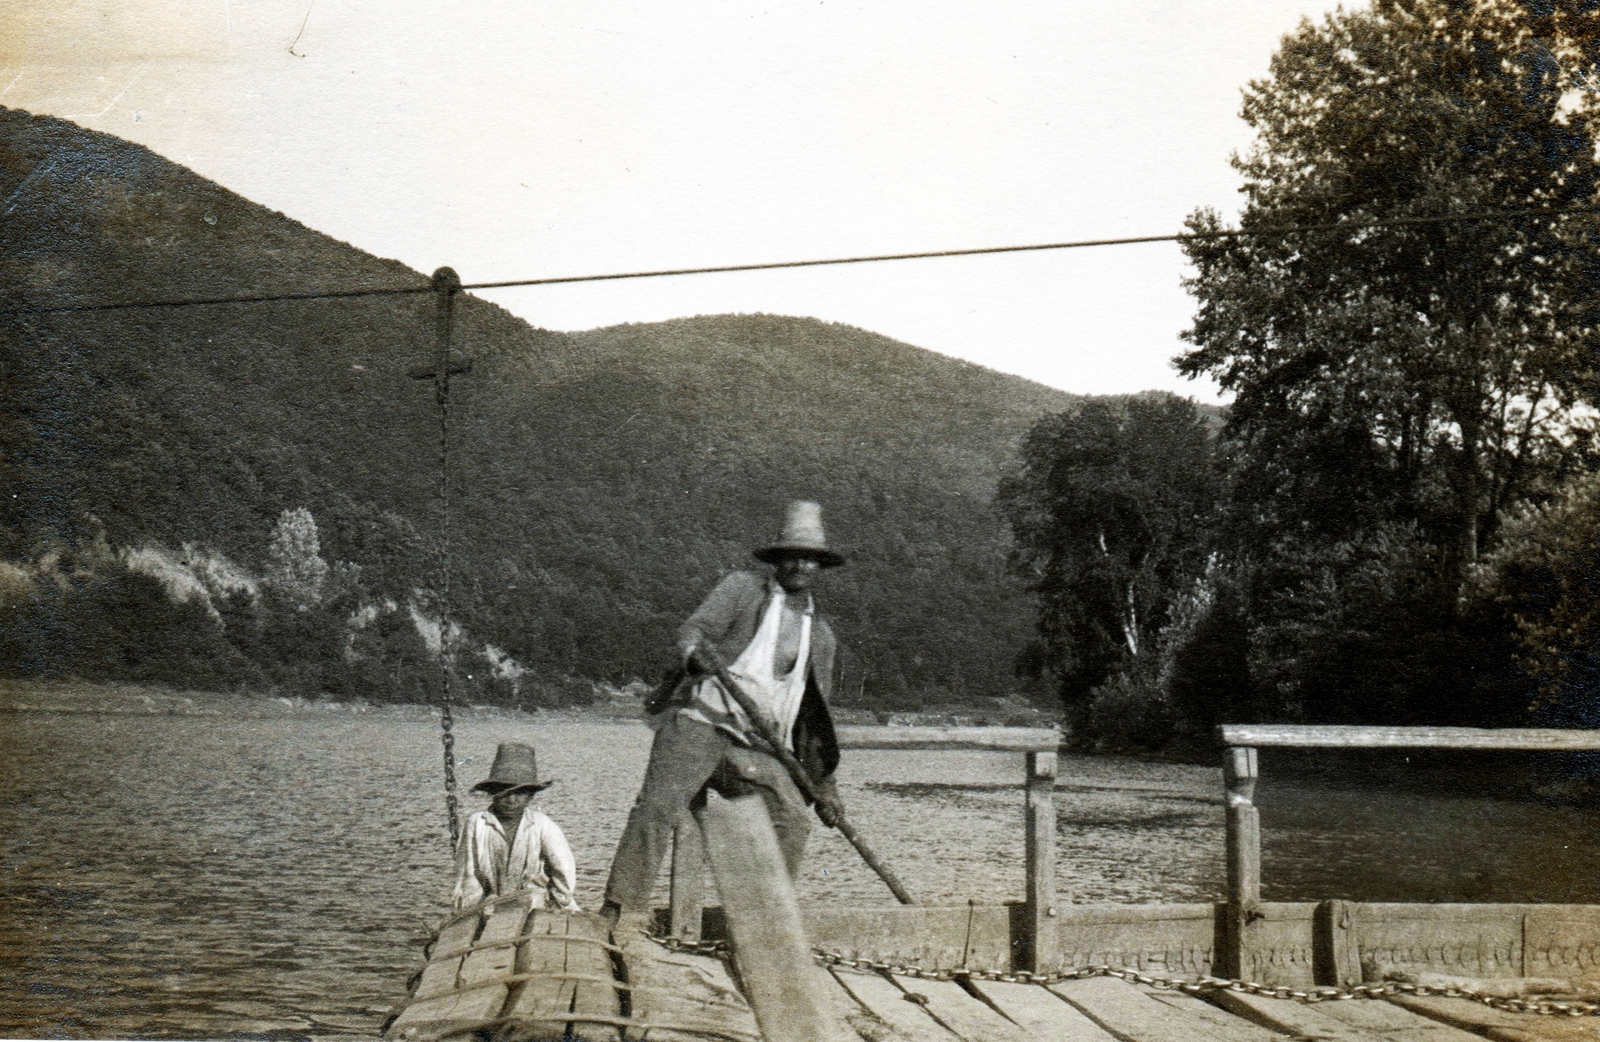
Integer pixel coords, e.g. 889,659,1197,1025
660,724,1600,994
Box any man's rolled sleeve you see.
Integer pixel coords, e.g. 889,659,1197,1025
677,571,759,660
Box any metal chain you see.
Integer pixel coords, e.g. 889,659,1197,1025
649,936,1600,1018
427,269,463,851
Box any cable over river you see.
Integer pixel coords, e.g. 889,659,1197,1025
1,687,1597,1039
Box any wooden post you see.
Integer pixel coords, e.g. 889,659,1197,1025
669,822,705,941
1222,745,1261,980
1024,749,1058,972
1313,899,1359,987
695,792,852,1042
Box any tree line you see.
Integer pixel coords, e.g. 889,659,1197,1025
998,0,1600,751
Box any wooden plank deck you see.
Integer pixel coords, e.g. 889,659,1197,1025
389,910,1600,1042
1134,985,1284,1042
885,975,1032,1042
1048,976,1268,1042
499,909,620,1042
387,909,493,1038
613,924,763,1042
1387,993,1600,1042
809,963,913,1042
1310,996,1489,1041
1209,989,1395,1041
829,966,963,1042
963,979,1117,1042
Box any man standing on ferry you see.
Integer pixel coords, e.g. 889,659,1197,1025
600,500,846,923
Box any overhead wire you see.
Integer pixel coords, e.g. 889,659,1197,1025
4,202,1600,318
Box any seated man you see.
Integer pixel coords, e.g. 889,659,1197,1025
602,500,846,922
453,741,581,911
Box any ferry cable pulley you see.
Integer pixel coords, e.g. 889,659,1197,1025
406,266,472,851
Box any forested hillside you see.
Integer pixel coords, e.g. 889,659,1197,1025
0,107,1078,707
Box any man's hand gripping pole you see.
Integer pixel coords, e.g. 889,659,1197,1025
690,646,917,906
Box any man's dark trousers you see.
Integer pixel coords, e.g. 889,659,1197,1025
604,710,811,911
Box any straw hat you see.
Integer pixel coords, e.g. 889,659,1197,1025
472,742,552,795
753,500,845,568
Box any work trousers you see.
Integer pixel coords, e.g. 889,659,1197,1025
604,710,811,912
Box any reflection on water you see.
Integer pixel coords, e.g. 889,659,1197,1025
1,711,1597,1038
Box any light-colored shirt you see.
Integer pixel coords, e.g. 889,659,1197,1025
451,808,581,911
682,586,812,750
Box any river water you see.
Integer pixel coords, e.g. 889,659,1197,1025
2,708,1596,1039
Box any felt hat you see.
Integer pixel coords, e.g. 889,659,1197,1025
753,500,845,568
472,742,552,795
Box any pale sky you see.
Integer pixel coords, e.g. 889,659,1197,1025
0,1,1343,402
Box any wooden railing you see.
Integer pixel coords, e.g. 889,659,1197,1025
1215,724,1600,978
666,726,1064,969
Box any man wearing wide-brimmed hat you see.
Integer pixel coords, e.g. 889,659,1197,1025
452,741,581,911
602,500,847,921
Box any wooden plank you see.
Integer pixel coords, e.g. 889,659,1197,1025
388,914,484,1038
698,792,854,1042
965,980,1119,1042
828,967,962,1042
669,823,706,942
562,915,623,1042
1208,988,1391,1041
1137,987,1287,1042
1234,901,1319,988
806,905,1014,973
1025,750,1059,972
499,910,620,1042
1387,993,1600,1042
885,975,1032,1042
1047,976,1250,1042
1525,905,1600,982
614,923,762,1042
439,901,528,1032
1314,995,1489,1040
1050,901,1219,981
809,964,900,1042
499,909,586,1040
1216,725,1600,750
1348,902,1525,982
835,726,1061,753
1317,899,1363,987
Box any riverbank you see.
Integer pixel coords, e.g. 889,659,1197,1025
9,677,1589,805
0,678,1054,729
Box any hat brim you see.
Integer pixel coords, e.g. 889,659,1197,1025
473,780,554,795
754,545,846,568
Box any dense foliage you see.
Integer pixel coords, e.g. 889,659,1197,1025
1469,474,1600,727
1007,0,1600,749
0,108,1074,709
996,395,1219,740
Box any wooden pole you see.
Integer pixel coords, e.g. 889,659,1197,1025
669,822,705,941
690,646,916,905
1222,744,1261,979
1024,749,1059,972
696,792,853,1042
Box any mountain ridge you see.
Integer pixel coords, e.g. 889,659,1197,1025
2,106,1086,705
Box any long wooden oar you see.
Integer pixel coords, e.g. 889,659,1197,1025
691,646,916,905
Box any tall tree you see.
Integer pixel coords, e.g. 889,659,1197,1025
1183,0,1600,573
264,507,329,611
997,394,1218,731
1177,0,1600,724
